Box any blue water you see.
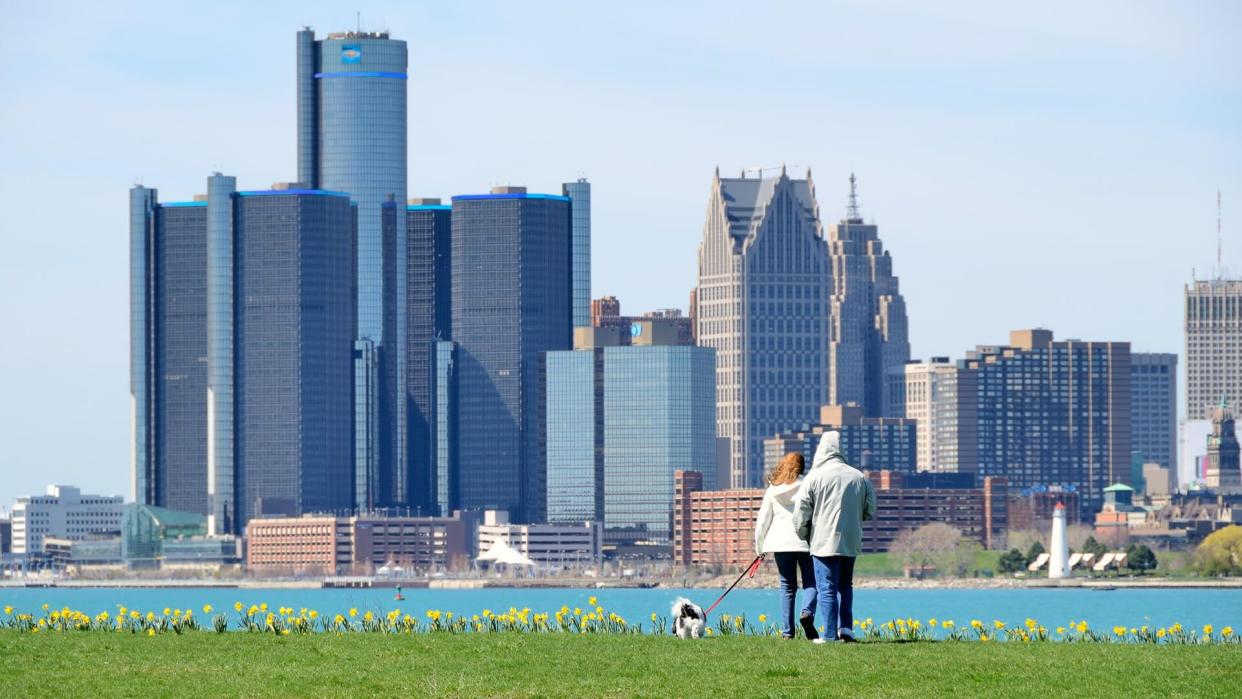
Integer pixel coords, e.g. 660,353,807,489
2,587,1239,632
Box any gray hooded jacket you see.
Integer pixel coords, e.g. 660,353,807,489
792,431,877,558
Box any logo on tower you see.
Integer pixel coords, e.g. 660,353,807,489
342,45,362,63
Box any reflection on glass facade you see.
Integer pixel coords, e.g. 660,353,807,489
431,340,457,516
407,204,452,512
451,192,572,522
545,344,717,544
298,28,407,508
546,350,602,523
562,179,591,328
130,188,208,515
234,190,357,526
603,346,716,545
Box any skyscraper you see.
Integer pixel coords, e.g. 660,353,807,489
545,323,716,545
694,167,831,488
130,189,208,514
406,199,452,513
451,186,572,522
131,177,357,534
297,28,408,508
1185,278,1242,419
1131,353,1177,473
827,175,910,417
232,186,357,528
563,179,592,328
1205,402,1242,489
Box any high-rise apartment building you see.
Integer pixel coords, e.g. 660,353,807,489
826,175,909,417
694,168,831,488
1185,278,1242,419
406,199,452,512
1131,353,1177,473
297,28,409,508
545,324,716,545
131,178,357,534
903,358,979,473
451,187,572,522
964,329,1131,514
563,179,592,328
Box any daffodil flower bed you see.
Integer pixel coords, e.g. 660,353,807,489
1,601,1235,644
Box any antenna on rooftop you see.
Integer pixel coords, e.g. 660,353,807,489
1217,188,1224,279
846,172,861,221
357,11,361,34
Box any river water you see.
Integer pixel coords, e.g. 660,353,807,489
2,587,1238,632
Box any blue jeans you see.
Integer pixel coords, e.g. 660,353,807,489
773,551,817,638
812,555,856,640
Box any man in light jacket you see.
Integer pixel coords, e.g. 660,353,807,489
793,430,876,643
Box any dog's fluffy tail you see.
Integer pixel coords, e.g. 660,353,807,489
671,597,704,619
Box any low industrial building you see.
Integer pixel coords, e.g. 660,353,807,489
11,485,124,555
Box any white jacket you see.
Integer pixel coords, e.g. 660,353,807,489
793,431,876,558
754,477,811,554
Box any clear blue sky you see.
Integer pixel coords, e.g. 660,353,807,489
1,1,1239,507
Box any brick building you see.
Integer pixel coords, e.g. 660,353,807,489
672,470,1007,565
246,514,469,575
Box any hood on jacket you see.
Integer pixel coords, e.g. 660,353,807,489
766,479,802,505
811,430,843,469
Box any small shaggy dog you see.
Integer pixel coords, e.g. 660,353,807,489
671,598,706,639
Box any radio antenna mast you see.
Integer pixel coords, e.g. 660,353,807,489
1218,188,1224,279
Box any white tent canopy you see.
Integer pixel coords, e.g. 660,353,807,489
476,539,536,567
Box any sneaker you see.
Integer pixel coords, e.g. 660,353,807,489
799,611,820,641
838,627,856,643
811,637,838,645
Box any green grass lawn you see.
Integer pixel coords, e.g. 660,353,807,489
2,632,1238,698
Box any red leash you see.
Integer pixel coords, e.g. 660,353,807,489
705,554,764,615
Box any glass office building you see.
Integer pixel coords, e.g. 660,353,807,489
546,341,717,545
129,188,208,515
131,176,358,534
546,350,604,524
233,188,357,527
562,179,591,328
451,188,572,522
297,28,408,508
406,201,453,512
431,340,457,516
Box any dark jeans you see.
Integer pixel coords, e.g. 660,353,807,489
773,551,817,638
812,555,856,640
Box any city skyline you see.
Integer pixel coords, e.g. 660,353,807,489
2,1,1240,506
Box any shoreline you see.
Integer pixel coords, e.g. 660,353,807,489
2,577,1239,591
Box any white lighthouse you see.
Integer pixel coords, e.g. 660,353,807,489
1048,502,1070,579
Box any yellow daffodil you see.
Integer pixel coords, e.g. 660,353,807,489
1203,624,1214,637
1113,627,1126,637
1222,626,1233,638
588,596,598,606
1076,621,1088,634
349,608,358,618
929,618,938,627
1056,626,1066,635
3,606,12,615
309,610,319,619
147,628,155,637
234,602,244,613
1157,628,1167,639
203,605,213,614
970,620,983,629
758,614,767,623
993,620,1005,630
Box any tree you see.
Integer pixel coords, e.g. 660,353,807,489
1193,526,1242,576
889,523,962,579
1025,541,1047,566
1126,544,1158,575
998,548,1027,574
1082,536,1107,558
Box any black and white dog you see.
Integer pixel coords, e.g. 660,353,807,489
671,598,706,639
